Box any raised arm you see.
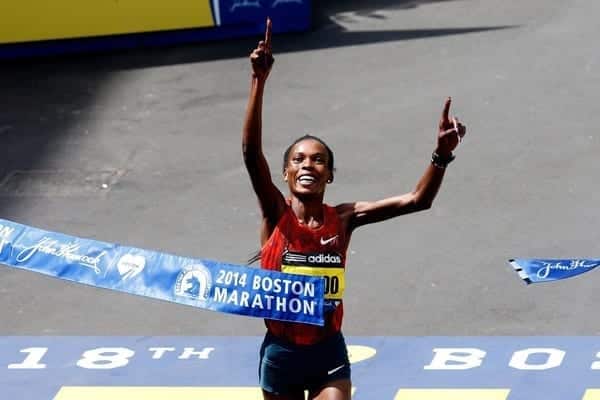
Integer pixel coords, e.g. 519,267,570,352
338,98,467,230
242,18,286,232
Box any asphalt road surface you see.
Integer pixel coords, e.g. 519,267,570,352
1,0,599,336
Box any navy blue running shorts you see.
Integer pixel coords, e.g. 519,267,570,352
259,331,351,395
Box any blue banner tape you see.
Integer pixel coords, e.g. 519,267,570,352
218,0,311,30
0,219,324,325
509,258,600,284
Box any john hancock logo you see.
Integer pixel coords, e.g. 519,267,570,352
175,264,213,302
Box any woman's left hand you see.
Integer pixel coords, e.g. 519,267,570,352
436,97,466,156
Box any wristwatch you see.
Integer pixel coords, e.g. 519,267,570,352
431,151,455,169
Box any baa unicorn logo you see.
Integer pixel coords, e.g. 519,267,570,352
175,264,213,302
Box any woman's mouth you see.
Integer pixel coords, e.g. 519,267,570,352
297,175,317,187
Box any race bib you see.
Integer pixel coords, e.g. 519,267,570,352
282,251,345,300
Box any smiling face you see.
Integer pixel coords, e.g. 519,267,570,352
283,138,333,198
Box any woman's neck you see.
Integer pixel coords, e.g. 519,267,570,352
289,196,324,228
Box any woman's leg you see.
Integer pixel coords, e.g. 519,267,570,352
308,379,352,400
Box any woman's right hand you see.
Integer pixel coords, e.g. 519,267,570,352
250,18,274,82
436,97,466,156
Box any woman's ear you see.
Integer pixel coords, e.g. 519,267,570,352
327,172,334,184
283,168,288,182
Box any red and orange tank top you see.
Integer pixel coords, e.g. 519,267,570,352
260,202,351,345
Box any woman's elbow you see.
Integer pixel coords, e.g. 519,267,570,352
412,195,433,212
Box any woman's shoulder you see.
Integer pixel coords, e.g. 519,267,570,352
329,202,356,225
331,202,356,217
331,202,360,235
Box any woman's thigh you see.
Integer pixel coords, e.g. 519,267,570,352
308,379,352,400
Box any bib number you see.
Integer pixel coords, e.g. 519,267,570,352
281,265,345,300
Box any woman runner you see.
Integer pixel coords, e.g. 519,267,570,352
242,19,467,400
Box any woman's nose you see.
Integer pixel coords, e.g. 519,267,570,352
301,159,315,169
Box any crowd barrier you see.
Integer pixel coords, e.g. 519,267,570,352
0,0,311,59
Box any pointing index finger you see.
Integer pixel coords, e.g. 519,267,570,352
265,18,272,50
442,97,451,123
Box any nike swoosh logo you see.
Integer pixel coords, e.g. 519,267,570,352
327,364,346,375
320,235,338,245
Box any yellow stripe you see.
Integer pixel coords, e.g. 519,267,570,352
583,390,600,400
347,345,377,364
53,387,263,400
0,0,215,44
53,386,357,399
394,389,511,400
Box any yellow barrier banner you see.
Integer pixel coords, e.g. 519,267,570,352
0,0,215,44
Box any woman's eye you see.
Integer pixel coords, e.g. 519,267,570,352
292,157,303,163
